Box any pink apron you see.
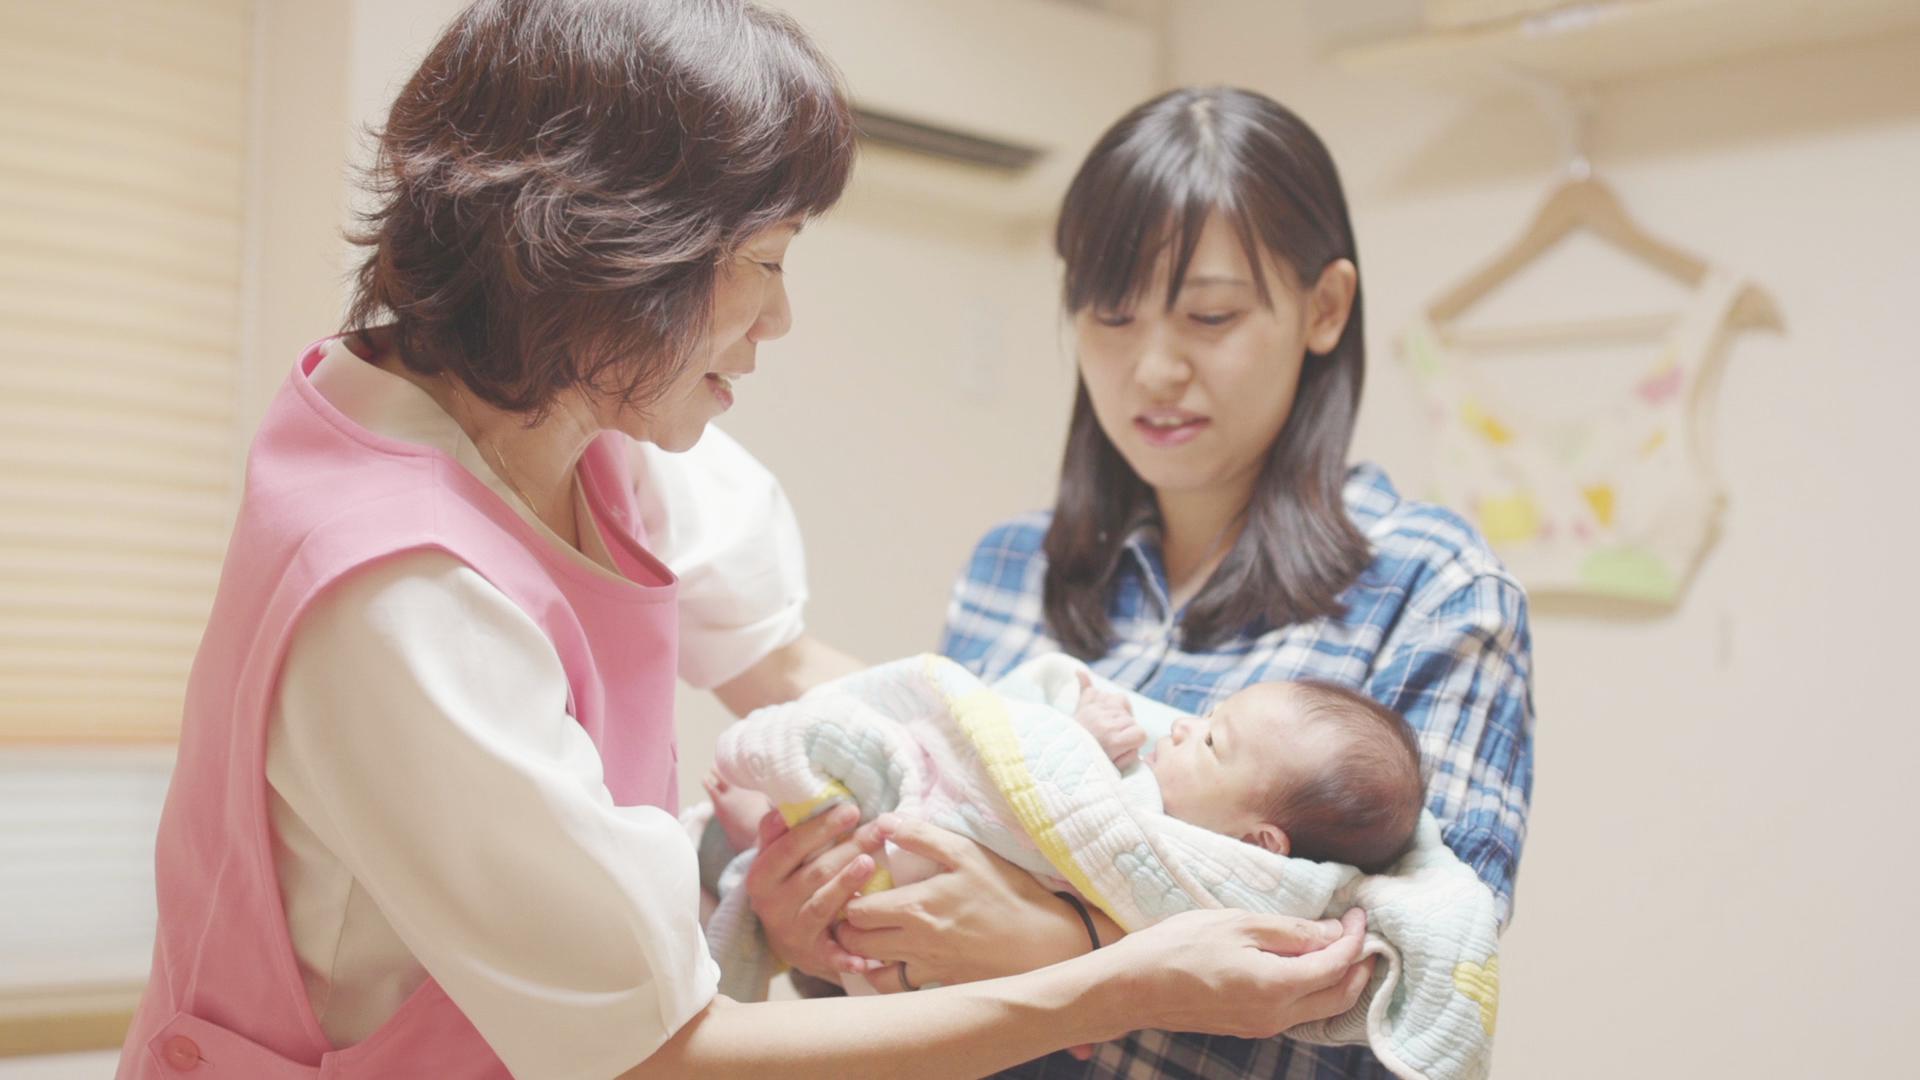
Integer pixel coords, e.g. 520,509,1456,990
119,342,682,1077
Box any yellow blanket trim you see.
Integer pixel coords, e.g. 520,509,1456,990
926,656,1122,925
779,780,854,827
1452,955,1499,1036
779,780,893,895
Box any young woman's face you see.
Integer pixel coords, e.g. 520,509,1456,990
1073,213,1351,506
618,220,801,451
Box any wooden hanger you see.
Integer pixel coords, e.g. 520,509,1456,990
1427,174,1782,348
1425,76,1782,346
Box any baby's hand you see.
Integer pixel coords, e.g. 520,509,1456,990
1073,670,1148,770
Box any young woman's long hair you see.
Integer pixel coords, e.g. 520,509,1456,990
1044,86,1371,657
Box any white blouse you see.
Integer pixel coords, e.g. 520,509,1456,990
264,343,806,1077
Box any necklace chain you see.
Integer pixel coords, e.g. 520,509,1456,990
453,388,572,544
483,439,537,514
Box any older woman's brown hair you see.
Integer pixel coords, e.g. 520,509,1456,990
346,0,855,417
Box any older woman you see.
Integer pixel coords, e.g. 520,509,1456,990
118,5,1374,1079
750,87,1536,1079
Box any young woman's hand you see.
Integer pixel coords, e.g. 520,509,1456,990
1100,906,1374,1040
835,815,1096,988
744,805,888,982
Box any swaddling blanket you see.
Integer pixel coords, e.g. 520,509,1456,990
705,654,1502,1080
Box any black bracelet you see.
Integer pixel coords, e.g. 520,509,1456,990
1054,891,1101,952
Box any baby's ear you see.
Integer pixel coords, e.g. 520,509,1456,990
1246,823,1290,856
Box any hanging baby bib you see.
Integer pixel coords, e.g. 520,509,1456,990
1401,270,1751,605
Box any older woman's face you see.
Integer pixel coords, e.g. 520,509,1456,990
1073,213,1350,507
626,220,801,451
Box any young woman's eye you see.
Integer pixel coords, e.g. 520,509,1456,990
759,261,784,275
1188,312,1238,327
1093,311,1134,328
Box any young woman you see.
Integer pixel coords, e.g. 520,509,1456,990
117,8,1375,1079
752,86,1536,1079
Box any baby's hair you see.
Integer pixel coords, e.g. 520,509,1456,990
1259,681,1423,873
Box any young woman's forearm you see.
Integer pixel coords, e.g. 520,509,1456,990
625,954,1128,1080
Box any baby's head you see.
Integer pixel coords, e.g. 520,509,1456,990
1146,680,1423,873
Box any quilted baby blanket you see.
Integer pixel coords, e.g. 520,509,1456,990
700,654,1502,1080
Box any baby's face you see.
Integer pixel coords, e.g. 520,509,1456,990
1146,682,1328,844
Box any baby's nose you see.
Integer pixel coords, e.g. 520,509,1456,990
1169,717,1193,744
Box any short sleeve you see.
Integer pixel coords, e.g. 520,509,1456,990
270,552,719,1077
629,428,808,689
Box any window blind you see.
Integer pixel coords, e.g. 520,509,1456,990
0,0,252,741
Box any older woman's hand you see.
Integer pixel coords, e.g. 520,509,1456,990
744,805,888,982
1108,906,1375,1039
835,816,1094,988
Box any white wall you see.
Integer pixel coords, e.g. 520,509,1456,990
1163,4,1920,1075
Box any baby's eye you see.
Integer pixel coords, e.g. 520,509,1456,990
1204,733,1214,748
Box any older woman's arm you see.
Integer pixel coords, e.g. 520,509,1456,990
270,554,728,1079
714,634,863,716
626,907,1374,1080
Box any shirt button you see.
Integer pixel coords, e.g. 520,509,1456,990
160,1035,201,1070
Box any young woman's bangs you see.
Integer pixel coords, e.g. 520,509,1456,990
1062,166,1273,314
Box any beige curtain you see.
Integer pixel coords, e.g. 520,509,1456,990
0,0,252,741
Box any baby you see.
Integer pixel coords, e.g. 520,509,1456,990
1072,672,1424,873
708,669,1425,875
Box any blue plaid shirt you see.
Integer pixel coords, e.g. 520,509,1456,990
940,463,1534,1080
